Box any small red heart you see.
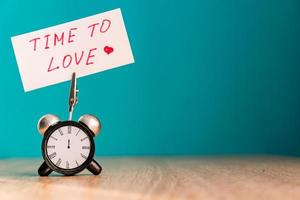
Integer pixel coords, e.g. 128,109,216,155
104,46,114,55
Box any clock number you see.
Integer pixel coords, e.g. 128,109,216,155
68,126,71,134
82,146,90,150
56,158,62,167
50,136,58,141
48,152,57,159
80,136,88,142
58,128,64,136
75,160,79,167
66,161,69,169
80,153,87,159
76,129,81,136
47,145,55,149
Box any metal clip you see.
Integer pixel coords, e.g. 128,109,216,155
68,72,78,120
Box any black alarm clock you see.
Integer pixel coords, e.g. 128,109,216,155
37,114,102,176
37,72,102,176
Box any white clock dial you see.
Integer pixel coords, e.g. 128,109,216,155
46,125,91,169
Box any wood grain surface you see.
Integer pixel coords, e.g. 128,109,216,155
0,156,300,200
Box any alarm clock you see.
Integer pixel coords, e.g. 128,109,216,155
37,114,102,176
37,72,102,176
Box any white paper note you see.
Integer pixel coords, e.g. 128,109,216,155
11,8,134,92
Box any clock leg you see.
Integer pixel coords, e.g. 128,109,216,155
38,161,53,176
87,159,102,175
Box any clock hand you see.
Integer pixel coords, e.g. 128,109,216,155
67,139,70,149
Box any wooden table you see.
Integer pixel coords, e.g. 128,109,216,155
0,156,300,200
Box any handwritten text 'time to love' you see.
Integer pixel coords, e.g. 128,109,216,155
29,20,113,72
12,8,134,92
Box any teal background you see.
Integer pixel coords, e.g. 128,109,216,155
0,0,299,158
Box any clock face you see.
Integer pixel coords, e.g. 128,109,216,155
45,124,92,170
